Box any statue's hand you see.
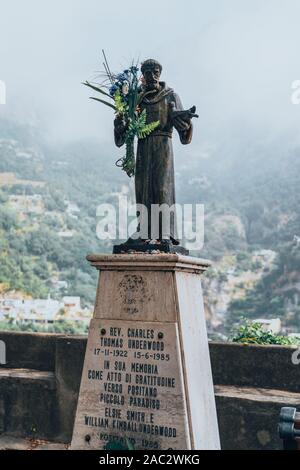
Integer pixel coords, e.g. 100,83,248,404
171,104,199,121
171,104,198,131
114,114,129,134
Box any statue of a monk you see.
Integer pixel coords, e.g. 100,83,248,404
114,59,198,253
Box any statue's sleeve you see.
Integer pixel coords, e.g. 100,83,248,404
171,93,193,145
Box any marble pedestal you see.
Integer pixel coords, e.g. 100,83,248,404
71,254,220,450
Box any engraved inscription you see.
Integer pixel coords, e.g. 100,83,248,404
71,320,189,450
118,275,151,315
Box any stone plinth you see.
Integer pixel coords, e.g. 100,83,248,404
71,254,220,450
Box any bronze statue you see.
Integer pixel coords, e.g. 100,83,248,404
114,59,198,254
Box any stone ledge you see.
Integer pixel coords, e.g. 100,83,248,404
210,342,300,393
215,385,300,404
215,384,300,450
0,368,56,389
87,253,211,273
1,332,299,449
0,367,58,439
0,331,62,371
0,434,68,451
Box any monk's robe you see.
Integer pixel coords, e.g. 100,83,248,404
115,82,193,242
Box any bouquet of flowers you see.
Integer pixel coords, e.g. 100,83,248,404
83,51,160,177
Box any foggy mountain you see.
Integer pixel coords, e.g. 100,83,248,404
1,0,300,334
0,114,299,335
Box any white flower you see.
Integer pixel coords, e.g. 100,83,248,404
122,81,129,96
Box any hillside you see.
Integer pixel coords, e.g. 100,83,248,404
0,119,299,334
176,136,300,333
0,120,124,308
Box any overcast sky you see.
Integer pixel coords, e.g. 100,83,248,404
0,0,300,153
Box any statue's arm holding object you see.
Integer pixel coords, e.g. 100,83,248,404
170,94,198,145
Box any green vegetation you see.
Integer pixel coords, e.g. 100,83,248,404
231,320,300,346
104,438,135,451
0,320,88,335
1,119,300,333
0,123,121,306
228,243,300,328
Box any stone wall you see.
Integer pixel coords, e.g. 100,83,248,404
0,331,299,449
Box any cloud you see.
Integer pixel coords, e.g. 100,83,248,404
0,0,299,147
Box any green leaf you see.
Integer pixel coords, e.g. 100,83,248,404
90,97,116,110
83,81,113,99
114,89,127,115
103,438,135,450
231,319,300,345
125,438,135,450
104,440,128,450
137,120,160,139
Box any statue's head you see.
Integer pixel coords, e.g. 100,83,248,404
141,59,162,91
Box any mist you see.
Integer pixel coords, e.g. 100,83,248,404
0,0,300,156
